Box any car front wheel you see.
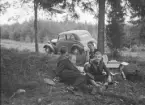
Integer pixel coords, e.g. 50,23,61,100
71,46,81,55
44,45,54,54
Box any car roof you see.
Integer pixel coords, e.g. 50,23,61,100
59,30,91,36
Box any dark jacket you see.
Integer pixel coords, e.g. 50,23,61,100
56,57,88,86
56,57,79,76
89,49,99,59
90,59,110,76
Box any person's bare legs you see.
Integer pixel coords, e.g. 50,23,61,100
90,79,100,87
89,79,108,94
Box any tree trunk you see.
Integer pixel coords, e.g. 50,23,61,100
34,0,39,52
98,0,105,54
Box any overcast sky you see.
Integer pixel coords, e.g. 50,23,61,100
0,0,131,25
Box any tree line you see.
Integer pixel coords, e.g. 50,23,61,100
1,19,144,48
1,0,145,52
0,20,98,43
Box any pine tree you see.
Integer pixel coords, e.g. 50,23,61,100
106,0,125,49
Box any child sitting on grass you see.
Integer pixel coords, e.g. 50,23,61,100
84,51,112,89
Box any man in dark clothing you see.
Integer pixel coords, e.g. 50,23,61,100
55,46,90,93
56,47,106,93
56,55,94,93
84,51,111,83
56,57,86,86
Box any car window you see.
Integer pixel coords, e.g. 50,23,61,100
58,34,66,41
66,34,77,41
69,34,76,41
66,34,71,40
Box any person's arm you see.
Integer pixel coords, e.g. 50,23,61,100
56,59,68,76
55,62,65,76
90,79,100,87
102,62,112,82
102,62,110,75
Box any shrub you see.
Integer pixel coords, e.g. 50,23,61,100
108,49,122,60
131,45,138,52
118,55,138,63
121,47,129,51
141,47,145,51
1,29,10,39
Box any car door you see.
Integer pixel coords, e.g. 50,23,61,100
56,34,68,52
65,34,86,65
65,34,79,52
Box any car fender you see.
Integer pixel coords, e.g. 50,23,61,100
51,39,57,46
43,43,55,52
71,44,84,53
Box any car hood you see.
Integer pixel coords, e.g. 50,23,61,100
51,39,58,43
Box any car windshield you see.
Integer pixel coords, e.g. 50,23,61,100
79,34,92,41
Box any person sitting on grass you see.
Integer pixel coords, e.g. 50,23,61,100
84,51,112,89
55,47,104,94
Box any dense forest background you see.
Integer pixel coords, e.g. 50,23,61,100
1,20,97,42
0,19,144,48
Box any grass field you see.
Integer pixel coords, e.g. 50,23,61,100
1,39,145,57
122,51,145,61
1,39,145,105
1,39,46,53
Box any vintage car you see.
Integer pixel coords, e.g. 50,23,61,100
43,30,97,65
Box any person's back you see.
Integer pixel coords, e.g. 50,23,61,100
57,46,69,65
